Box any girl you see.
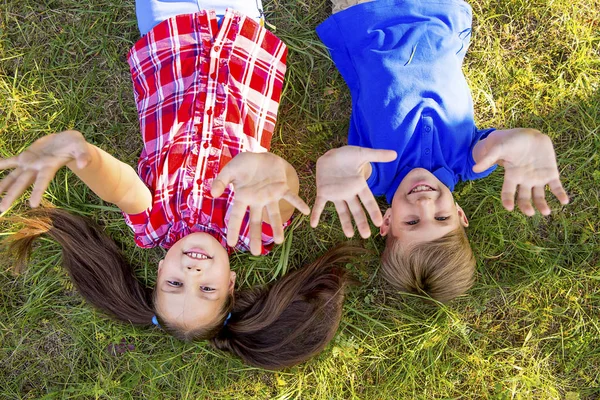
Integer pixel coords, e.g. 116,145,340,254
0,1,357,369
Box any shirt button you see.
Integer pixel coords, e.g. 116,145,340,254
210,73,216,80
214,45,220,52
206,108,213,116
425,126,431,132
203,142,210,149
425,148,431,155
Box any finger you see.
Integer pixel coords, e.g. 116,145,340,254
473,146,503,173
334,200,355,238
0,169,20,194
346,197,371,239
282,192,310,215
211,166,235,198
359,148,398,164
310,198,327,228
226,201,248,248
357,185,383,226
29,169,59,208
249,206,264,256
532,186,550,216
266,202,284,244
210,179,229,198
501,177,518,212
74,152,92,170
548,179,569,205
516,185,535,216
0,170,35,211
0,157,18,170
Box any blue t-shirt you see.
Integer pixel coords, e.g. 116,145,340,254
316,0,496,203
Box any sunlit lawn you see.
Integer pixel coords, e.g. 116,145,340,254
0,0,599,398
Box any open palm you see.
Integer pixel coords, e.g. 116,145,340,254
211,152,310,255
0,130,91,212
310,146,397,238
473,129,568,216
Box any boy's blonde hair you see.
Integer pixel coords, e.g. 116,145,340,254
380,227,475,302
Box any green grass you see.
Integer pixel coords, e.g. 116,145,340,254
1,0,599,398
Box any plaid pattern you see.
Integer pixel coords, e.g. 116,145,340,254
122,9,287,254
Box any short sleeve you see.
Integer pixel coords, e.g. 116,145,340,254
316,14,360,92
122,208,156,248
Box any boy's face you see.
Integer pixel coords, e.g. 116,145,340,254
155,232,236,329
380,168,469,246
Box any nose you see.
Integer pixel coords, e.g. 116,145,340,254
186,266,202,272
415,194,433,202
416,197,435,218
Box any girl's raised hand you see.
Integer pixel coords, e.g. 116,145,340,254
210,152,310,255
0,130,91,212
310,146,397,238
472,128,569,216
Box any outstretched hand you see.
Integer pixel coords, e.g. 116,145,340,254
211,152,310,255
310,146,397,238
0,130,91,212
472,128,569,216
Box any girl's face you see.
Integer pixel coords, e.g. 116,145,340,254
154,232,236,329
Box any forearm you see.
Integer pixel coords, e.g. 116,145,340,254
66,143,152,214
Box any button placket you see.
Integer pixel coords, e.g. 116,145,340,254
421,116,434,168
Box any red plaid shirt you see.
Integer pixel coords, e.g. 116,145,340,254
123,10,287,254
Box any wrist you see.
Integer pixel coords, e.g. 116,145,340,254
66,142,95,172
472,129,511,166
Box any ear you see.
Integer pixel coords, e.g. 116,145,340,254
456,204,469,227
228,271,237,295
158,259,164,273
380,208,393,237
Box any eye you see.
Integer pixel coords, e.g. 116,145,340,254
167,280,182,287
435,216,450,221
406,220,419,225
200,286,215,292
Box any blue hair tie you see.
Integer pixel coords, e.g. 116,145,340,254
223,312,232,326
151,315,160,328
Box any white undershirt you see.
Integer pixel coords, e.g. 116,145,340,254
201,0,263,22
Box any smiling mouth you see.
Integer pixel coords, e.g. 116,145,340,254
408,184,436,195
183,251,212,260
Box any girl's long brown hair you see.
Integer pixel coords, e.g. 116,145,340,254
211,242,360,369
4,208,362,369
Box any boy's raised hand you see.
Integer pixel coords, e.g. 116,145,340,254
310,145,397,238
472,128,569,216
0,130,91,212
211,152,310,255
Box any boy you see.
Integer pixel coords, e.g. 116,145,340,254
310,0,569,301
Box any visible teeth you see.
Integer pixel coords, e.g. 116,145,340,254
409,185,435,194
185,252,209,260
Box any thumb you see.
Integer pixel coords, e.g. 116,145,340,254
74,151,92,169
472,146,502,173
211,166,234,198
359,148,398,164
210,178,229,198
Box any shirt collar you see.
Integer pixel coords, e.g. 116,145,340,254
433,167,457,192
